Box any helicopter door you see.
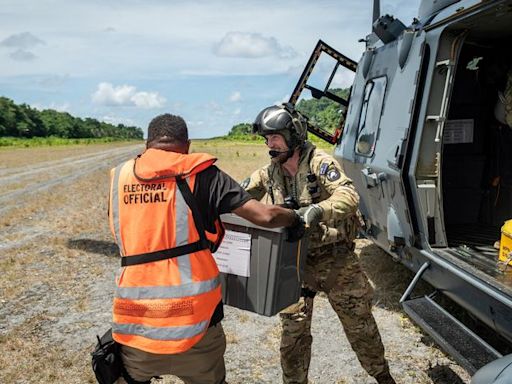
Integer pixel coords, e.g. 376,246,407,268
289,40,357,143
342,32,427,254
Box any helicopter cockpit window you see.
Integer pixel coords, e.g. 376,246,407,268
355,76,387,156
295,53,353,138
289,40,357,144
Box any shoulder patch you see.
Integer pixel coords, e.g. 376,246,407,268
326,167,341,181
240,177,250,190
319,163,329,175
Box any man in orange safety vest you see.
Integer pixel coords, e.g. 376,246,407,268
109,114,304,384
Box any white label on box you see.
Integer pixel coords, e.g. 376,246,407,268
214,230,251,277
443,119,474,144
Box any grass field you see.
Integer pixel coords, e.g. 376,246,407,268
0,136,143,148
191,138,332,181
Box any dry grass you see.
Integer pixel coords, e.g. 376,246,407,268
0,141,137,168
0,314,97,384
224,331,240,344
191,140,269,182
0,144,122,384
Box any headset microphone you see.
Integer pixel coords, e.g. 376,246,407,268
269,149,293,158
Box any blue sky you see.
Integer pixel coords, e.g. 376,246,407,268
0,0,420,138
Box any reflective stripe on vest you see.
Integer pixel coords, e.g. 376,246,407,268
113,320,209,341
108,150,222,354
175,179,192,284
111,163,124,256
115,276,220,300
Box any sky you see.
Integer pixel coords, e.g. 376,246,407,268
0,0,420,138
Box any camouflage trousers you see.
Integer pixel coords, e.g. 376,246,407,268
279,244,389,384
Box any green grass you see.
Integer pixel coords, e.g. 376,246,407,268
199,134,333,150
0,134,334,150
0,136,143,148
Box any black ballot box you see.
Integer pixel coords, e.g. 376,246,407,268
216,214,308,316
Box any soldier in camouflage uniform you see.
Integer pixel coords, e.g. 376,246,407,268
242,104,396,384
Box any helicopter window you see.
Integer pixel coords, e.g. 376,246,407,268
355,76,387,156
289,40,357,143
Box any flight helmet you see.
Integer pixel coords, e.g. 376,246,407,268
252,103,308,150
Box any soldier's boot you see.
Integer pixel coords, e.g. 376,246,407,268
374,371,397,384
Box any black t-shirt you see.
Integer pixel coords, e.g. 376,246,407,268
194,165,252,229
193,165,253,325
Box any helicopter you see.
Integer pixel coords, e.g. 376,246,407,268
289,0,512,381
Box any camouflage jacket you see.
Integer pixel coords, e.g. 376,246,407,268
242,142,361,249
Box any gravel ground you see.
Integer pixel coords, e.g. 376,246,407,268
0,142,471,384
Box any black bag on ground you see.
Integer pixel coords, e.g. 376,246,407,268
91,328,123,384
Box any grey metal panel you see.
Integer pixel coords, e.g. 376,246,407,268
472,354,512,384
405,247,512,344
406,26,445,246
339,30,426,254
425,0,492,29
218,214,307,316
221,213,285,233
402,295,501,373
418,0,462,20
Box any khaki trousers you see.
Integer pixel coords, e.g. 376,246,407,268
116,323,226,384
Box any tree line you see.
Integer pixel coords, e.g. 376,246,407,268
227,88,349,138
0,97,143,139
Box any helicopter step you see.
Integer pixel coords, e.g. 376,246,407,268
401,294,501,375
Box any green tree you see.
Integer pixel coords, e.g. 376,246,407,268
0,97,18,136
0,96,144,139
228,123,252,136
224,88,350,141
296,88,349,135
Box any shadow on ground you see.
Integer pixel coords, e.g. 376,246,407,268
357,241,433,311
67,238,118,257
427,364,466,384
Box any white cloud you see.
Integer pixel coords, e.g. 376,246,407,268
213,32,297,59
101,115,135,126
33,102,70,112
331,71,356,89
274,94,290,105
229,91,242,102
92,83,134,105
233,107,241,115
37,74,70,87
179,69,228,76
92,82,166,109
53,103,70,112
0,0,422,138
0,32,45,49
0,1,421,78
9,49,37,61
171,101,184,111
131,91,166,109
206,101,225,116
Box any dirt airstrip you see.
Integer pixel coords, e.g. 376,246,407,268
0,141,470,384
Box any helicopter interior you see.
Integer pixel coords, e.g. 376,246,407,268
441,34,512,279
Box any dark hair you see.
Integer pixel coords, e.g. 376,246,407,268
147,114,189,143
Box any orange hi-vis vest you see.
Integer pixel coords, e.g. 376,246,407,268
108,148,224,354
